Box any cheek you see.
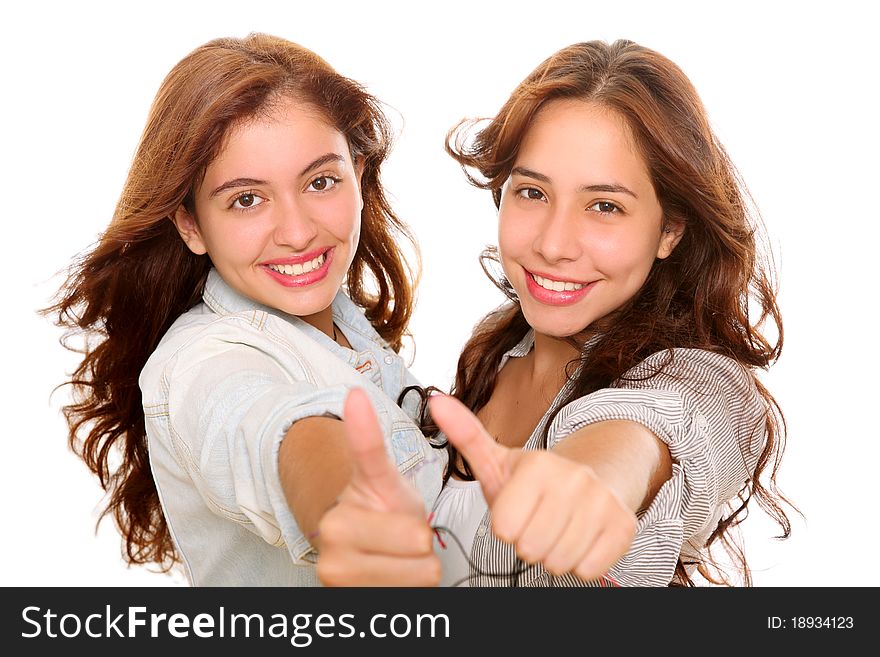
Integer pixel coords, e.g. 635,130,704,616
198,219,254,262
323,193,362,241
497,208,532,256
348,214,362,251
591,229,660,277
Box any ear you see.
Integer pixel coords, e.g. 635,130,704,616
172,205,208,255
656,221,685,260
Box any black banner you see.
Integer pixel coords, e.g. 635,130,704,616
1,587,870,652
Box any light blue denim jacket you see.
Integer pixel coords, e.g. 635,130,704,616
140,269,445,586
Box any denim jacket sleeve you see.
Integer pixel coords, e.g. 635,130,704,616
145,315,412,565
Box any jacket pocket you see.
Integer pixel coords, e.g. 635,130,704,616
389,419,427,473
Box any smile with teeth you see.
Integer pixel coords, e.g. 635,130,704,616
530,273,586,292
266,253,326,276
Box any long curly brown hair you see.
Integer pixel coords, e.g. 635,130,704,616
46,33,418,570
439,40,795,586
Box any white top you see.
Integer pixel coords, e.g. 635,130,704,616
432,477,487,587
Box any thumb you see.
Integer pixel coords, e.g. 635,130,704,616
342,387,419,513
428,394,508,502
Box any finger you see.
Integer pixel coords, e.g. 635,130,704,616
428,394,507,501
541,504,601,576
506,456,595,571
573,514,637,582
538,472,633,577
489,458,545,544
510,490,571,566
343,387,408,508
318,552,442,587
318,503,434,557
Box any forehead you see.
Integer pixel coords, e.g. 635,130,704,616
518,99,649,180
234,94,333,136
205,98,347,176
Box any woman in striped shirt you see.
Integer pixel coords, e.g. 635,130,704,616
317,39,793,587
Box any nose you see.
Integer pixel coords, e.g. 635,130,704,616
532,202,583,263
272,197,318,251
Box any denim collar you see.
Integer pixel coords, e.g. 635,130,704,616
201,268,389,354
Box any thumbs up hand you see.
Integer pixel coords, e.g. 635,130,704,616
428,394,636,583
316,388,441,586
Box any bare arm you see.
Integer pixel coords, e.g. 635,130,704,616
278,416,352,550
307,397,674,585
546,349,766,539
551,419,672,514
315,389,440,586
430,395,666,581
279,400,440,586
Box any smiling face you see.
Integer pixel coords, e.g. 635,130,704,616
172,96,363,333
498,100,683,339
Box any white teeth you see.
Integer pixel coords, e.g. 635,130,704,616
532,274,585,292
268,253,325,276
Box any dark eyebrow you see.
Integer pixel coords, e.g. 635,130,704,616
511,166,551,183
511,166,638,199
300,152,345,176
208,153,346,198
577,183,638,199
209,178,267,198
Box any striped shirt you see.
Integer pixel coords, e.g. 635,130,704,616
432,329,765,587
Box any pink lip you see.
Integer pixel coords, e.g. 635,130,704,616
260,248,334,288
261,248,330,266
524,269,596,306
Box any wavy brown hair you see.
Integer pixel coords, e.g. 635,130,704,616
46,33,418,569
438,40,794,586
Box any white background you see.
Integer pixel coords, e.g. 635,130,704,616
3,0,877,586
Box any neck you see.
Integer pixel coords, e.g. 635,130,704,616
528,330,583,390
298,307,336,340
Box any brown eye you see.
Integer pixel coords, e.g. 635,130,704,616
308,176,340,192
588,201,620,214
517,187,546,201
231,192,264,210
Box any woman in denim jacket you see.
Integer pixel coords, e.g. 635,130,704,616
317,40,794,587
48,33,445,586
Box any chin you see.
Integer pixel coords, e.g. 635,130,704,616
536,327,586,340
521,312,589,340
274,291,334,317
